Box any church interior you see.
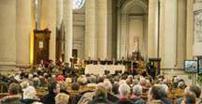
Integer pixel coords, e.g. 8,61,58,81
0,0,202,104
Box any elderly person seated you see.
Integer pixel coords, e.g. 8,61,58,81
116,83,133,104
103,79,119,103
176,85,201,104
77,75,88,86
181,93,196,104
159,84,172,104
20,81,41,104
130,84,145,104
55,93,70,104
147,85,164,104
88,84,112,104
0,82,22,104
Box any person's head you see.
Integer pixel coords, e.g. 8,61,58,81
71,82,80,90
112,82,119,95
132,84,142,97
8,82,21,95
95,85,107,98
55,93,70,104
159,84,169,98
56,75,65,83
184,85,201,98
177,80,186,89
103,79,112,92
59,83,67,92
182,93,196,104
48,81,60,94
148,85,162,101
189,85,201,98
20,80,29,89
118,83,131,98
78,76,87,85
23,86,37,99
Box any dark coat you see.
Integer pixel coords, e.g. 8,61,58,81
107,92,119,103
161,98,172,104
20,99,41,104
131,97,145,104
116,98,133,104
42,92,56,104
88,96,112,104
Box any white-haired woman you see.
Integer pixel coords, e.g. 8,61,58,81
116,83,133,104
130,84,145,104
21,83,41,104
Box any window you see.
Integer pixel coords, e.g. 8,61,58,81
73,0,85,9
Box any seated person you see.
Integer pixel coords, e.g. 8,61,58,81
21,83,41,104
0,82,22,104
181,93,196,104
176,85,201,104
88,84,112,104
42,81,60,104
159,84,172,104
102,79,119,103
130,84,145,104
55,93,70,104
147,85,164,104
116,83,133,104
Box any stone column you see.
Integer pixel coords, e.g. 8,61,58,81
107,0,112,59
120,14,128,58
186,0,194,59
0,0,16,69
176,0,186,68
85,0,97,59
16,0,32,65
56,0,63,29
63,0,73,62
41,0,56,61
162,0,177,68
148,0,158,58
96,0,108,59
117,9,121,59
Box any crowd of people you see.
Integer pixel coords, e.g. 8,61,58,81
0,61,201,104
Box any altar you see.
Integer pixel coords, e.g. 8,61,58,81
85,64,126,75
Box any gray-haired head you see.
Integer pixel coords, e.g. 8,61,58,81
160,84,169,97
119,83,131,97
132,84,142,96
103,79,112,92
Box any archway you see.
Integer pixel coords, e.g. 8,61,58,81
117,0,148,60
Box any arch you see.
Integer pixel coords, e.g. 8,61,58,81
121,0,148,14
117,0,148,59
